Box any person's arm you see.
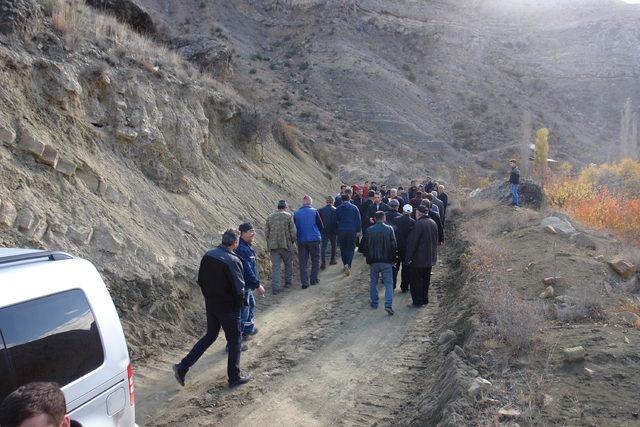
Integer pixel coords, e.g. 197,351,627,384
289,216,297,245
265,218,271,249
316,211,325,233
432,214,444,243
405,225,421,264
355,206,362,234
229,258,246,306
239,248,260,289
390,227,398,262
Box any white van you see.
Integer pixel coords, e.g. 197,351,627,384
0,249,137,426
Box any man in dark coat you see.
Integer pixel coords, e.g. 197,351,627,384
408,180,418,201
335,193,362,275
319,196,338,269
366,192,389,225
393,204,416,292
174,229,252,388
405,206,439,307
422,199,445,244
437,184,449,224
358,190,375,253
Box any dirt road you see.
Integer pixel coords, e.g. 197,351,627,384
135,252,450,426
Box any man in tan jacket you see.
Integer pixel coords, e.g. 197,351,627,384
265,199,297,294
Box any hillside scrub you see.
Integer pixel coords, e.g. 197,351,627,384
545,159,640,244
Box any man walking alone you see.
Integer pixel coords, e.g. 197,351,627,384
365,211,398,315
405,206,439,307
509,159,520,207
265,200,297,294
294,195,324,288
173,229,252,388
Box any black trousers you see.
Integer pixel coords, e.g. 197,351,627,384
179,302,242,382
409,266,432,306
392,252,411,291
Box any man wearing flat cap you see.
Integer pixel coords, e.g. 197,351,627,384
265,200,297,294
236,222,265,339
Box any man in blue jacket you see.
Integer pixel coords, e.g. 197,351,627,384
319,196,338,269
335,193,362,276
236,223,265,338
294,195,324,288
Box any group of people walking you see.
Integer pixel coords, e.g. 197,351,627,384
173,178,449,388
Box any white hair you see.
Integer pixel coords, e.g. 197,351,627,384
390,188,397,195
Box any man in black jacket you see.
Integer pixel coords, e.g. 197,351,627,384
319,196,338,269
365,211,398,315
173,229,252,388
405,206,439,307
422,199,445,244
393,204,416,292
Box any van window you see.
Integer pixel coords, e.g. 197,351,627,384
0,290,104,402
0,332,13,403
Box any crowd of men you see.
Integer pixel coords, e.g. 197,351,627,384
171,177,448,389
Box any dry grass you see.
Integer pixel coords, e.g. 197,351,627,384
273,119,304,159
557,281,607,322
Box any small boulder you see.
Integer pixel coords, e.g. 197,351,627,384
543,276,561,286
55,157,76,176
0,200,17,226
0,120,16,144
38,145,59,167
583,367,594,377
438,329,456,345
67,225,93,246
608,257,636,279
468,377,492,400
14,208,34,232
19,132,45,157
540,217,575,235
92,227,124,254
563,346,586,363
539,286,554,299
498,406,521,419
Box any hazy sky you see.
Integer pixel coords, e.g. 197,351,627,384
623,0,640,3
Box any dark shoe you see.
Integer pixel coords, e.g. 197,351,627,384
229,374,253,388
311,281,318,286
272,289,280,295
302,284,309,289
407,303,421,308
385,307,394,316
226,343,249,352
370,303,378,309
172,364,186,387
242,327,258,340
320,262,326,270
329,259,337,265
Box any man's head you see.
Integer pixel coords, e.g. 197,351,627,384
373,192,381,204
416,191,423,199
371,181,377,188
389,199,400,211
425,193,434,201
398,186,404,192
403,204,413,216
344,187,353,197
509,159,518,168
416,205,429,219
222,228,240,251
426,176,432,183
418,184,424,191
340,184,347,193
380,184,387,191
374,211,386,223
389,188,398,197
341,194,351,202
325,196,334,205
367,190,375,199
421,199,432,209
410,180,416,187
438,184,444,193
239,223,255,245
277,199,287,211
302,195,313,206
0,382,70,427
431,191,439,199
364,180,369,187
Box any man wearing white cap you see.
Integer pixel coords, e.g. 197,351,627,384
393,204,416,292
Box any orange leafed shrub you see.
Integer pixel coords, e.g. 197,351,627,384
546,159,640,244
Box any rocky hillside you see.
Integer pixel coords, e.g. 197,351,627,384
0,0,336,359
137,0,640,181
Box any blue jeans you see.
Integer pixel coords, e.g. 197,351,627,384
369,263,393,309
241,289,255,334
321,233,337,264
338,231,356,267
511,183,519,206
